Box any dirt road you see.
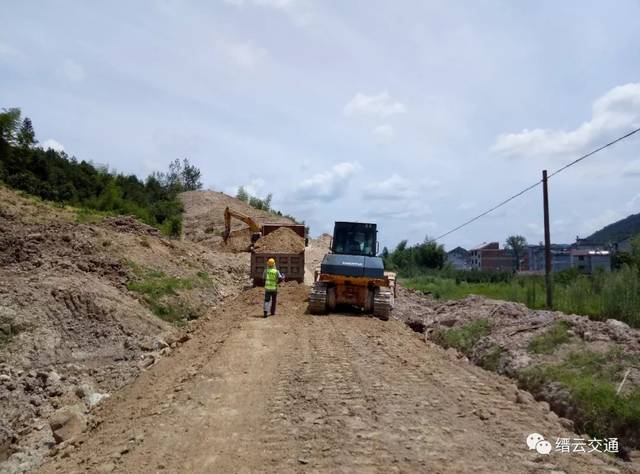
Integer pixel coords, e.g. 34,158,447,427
40,285,628,473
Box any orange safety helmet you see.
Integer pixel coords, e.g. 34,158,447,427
267,258,276,267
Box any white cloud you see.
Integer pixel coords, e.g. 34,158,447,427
59,59,86,83
224,0,296,8
223,0,310,24
294,162,360,201
581,209,624,237
363,175,439,202
219,40,267,69
0,41,19,57
343,92,407,118
456,201,476,211
623,159,640,177
372,124,394,144
41,139,65,152
626,194,640,212
363,174,415,201
492,83,640,159
227,178,266,197
365,201,432,220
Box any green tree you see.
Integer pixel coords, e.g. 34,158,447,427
17,117,37,148
236,186,249,202
180,158,202,191
0,108,21,144
505,235,527,270
414,237,446,269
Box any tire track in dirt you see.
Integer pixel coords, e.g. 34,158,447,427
39,286,633,474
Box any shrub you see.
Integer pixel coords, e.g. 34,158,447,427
162,216,183,238
527,321,572,354
433,319,491,353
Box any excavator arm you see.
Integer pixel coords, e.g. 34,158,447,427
223,207,262,243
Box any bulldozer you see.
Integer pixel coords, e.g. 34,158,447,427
222,207,262,243
309,221,396,320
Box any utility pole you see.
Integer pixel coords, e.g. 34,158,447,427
542,170,553,308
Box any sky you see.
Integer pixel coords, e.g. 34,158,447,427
2,0,640,251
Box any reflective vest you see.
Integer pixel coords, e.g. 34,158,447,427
265,267,279,291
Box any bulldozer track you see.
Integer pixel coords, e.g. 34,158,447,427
39,286,631,474
308,281,328,314
373,286,393,321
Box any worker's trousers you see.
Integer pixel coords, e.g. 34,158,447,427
264,290,277,315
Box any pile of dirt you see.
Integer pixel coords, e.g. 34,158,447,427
0,186,251,473
304,233,332,284
254,227,305,254
393,286,640,455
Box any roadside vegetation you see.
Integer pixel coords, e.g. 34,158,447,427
404,265,640,328
433,319,491,353
522,350,640,442
126,262,215,325
0,107,201,237
527,320,573,354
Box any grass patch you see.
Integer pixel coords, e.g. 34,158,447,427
403,266,640,329
75,207,111,224
528,321,572,354
481,345,504,371
433,319,491,353
522,350,640,441
126,263,214,325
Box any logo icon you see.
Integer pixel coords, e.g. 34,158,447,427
526,433,551,455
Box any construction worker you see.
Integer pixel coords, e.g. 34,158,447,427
263,258,284,317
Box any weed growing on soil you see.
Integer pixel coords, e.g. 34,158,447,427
522,350,640,441
126,262,214,325
481,345,504,371
75,207,110,224
528,321,572,354
404,267,640,328
433,319,491,353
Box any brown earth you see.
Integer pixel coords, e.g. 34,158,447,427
304,233,332,285
3,186,638,473
0,187,249,473
38,285,632,474
179,190,295,248
393,286,640,456
254,227,305,254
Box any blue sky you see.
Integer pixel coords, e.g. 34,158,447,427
2,0,640,250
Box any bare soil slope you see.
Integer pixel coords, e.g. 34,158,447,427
0,187,249,473
179,191,294,247
39,286,631,473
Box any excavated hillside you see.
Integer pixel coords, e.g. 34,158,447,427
0,187,250,473
179,191,295,248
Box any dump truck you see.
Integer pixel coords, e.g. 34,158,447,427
222,206,307,286
309,221,396,320
250,225,306,286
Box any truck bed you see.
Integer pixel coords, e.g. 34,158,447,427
251,252,305,286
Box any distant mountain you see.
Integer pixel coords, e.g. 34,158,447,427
587,212,640,244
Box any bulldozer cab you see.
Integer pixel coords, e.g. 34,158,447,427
331,222,377,257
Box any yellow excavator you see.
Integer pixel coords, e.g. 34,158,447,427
223,207,263,243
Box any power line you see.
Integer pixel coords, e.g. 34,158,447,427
433,126,640,242
547,125,640,179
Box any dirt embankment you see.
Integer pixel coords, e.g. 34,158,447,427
179,190,294,248
0,187,249,473
304,233,332,284
393,286,640,458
